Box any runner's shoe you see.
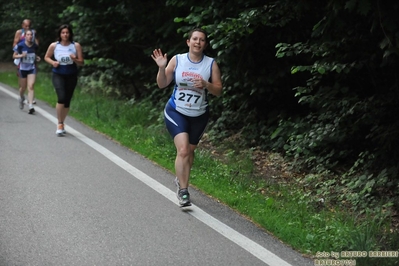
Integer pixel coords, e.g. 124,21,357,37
56,124,65,136
28,107,35,114
19,96,25,109
177,188,191,207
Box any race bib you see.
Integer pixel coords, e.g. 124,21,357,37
55,54,73,65
21,53,35,64
175,81,204,109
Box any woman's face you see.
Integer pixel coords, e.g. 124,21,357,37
25,31,33,42
60,28,70,41
187,31,207,53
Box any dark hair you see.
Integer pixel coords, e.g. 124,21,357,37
187,28,208,43
57,24,74,42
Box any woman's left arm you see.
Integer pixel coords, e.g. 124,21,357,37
205,61,223,96
71,42,84,66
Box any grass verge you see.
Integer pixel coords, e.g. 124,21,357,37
1,69,398,265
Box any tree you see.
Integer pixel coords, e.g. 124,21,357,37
0,0,72,60
58,0,185,99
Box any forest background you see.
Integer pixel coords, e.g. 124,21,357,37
1,0,399,262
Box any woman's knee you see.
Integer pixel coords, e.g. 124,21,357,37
19,84,27,90
176,145,192,158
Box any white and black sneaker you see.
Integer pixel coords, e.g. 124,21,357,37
177,188,191,207
28,105,35,114
174,177,191,207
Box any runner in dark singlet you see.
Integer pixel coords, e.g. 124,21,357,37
13,19,39,105
13,29,40,114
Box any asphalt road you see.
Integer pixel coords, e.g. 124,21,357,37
0,82,314,266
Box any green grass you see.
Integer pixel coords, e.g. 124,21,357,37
0,71,18,87
1,69,398,265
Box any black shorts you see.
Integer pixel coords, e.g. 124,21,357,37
18,68,36,78
164,103,209,145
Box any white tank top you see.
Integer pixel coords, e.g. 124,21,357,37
52,42,78,75
54,42,76,65
170,53,214,117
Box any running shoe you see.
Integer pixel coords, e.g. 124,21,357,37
19,96,25,109
56,124,65,136
28,107,35,114
175,177,192,206
177,188,191,207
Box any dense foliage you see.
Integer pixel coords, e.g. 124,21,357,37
1,0,399,216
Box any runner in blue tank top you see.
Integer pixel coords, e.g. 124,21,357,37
44,24,84,136
151,28,223,207
13,29,40,114
13,19,39,106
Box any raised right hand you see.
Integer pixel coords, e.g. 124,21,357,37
151,49,167,68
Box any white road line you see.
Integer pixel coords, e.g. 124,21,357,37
1,85,293,266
